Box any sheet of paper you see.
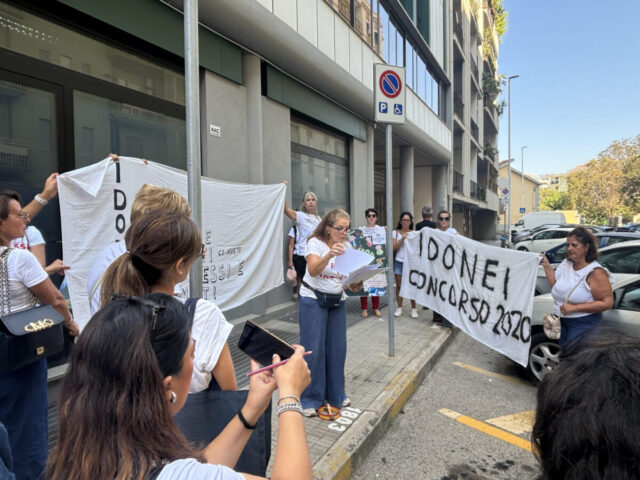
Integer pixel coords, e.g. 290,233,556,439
342,266,388,286
333,247,374,274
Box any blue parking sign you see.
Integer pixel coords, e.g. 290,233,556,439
378,102,388,113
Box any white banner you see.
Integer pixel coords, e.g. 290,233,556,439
58,157,285,329
400,229,540,366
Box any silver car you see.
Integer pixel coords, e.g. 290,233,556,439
526,274,640,381
535,240,640,295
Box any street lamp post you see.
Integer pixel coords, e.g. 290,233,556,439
521,145,527,216
507,74,519,246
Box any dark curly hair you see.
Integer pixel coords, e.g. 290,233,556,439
396,211,413,230
532,332,640,479
567,227,599,263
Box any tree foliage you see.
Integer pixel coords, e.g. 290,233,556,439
567,134,640,224
540,189,572,211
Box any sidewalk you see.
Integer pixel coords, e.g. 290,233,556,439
227,297,456,479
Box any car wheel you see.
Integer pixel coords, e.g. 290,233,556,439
518,247,528,252
528,332,560,381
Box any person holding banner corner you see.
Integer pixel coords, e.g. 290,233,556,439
539,227,613,348
392,212,417,319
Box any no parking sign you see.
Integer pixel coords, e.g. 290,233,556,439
374,64,406,124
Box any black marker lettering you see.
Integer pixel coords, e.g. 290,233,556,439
460,249,477,284
503,267,510,300
482,259,499,292
448,285,457,306
458,289,469,314
442,244,455,270
438,280,447,301
427,238,439,261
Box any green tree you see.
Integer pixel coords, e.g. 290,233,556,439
567,135,640,224
539,189,572,211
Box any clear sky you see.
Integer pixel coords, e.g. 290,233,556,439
496,0,640,177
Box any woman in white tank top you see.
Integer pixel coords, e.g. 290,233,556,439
540,227,614,347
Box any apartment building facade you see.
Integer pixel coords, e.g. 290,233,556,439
450,0,501,239
0,0,502,318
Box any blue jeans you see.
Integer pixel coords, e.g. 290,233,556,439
298,296,347,410
0,359,48,480
559,313,602,348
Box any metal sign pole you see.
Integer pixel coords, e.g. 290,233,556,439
385,123,395,357
184,0,203,297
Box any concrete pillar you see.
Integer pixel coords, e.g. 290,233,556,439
432,164,448,213
350,135,369,223
399,146,414,214
244,53,263,184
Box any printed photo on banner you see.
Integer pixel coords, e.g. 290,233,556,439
399,229,540,366
57,156,286,329
346,226,388,297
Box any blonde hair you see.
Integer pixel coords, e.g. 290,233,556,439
309,209,350,242
300,191,319,216
130,184,191,224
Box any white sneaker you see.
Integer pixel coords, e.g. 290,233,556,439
302,408,317,417
342,397,351,407
411,308,418,319
394,307,402,317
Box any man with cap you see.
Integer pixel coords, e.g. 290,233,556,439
415,205,436,230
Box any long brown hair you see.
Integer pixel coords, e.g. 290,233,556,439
46,293,200,480
309,208,350,243
101,210,201,306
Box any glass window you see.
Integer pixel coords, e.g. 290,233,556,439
618,283,640,311
290,119,349,215
0,2,185,105
73,91,186,169
406,42,414,88
599,247,640,274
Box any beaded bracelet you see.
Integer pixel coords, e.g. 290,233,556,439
276,401,303,417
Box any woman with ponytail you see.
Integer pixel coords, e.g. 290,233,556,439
101,210,236,391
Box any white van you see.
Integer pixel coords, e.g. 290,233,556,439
511,211,566,236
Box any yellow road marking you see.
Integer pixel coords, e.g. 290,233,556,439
438,408,533,452
453,361,534,388
486,410,535,435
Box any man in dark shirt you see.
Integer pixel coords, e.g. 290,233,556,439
415,205,436,230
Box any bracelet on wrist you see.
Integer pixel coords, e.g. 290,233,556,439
276,401,303,417
237,408,257,430
34,194,48,206
278,394,301,404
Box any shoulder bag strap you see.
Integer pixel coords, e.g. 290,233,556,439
0,248,12,314
147,464,165,480
89,270,107,304
564,276,585,303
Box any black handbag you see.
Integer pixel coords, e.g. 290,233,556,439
302,280,343,308
173,298,272,476
0,248,65,374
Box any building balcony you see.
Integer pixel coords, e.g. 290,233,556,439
470,180,486,201
454,92,464,120
470,116,479,145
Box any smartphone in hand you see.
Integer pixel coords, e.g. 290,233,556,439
237,320,295,366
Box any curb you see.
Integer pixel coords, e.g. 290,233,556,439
312,327,459,480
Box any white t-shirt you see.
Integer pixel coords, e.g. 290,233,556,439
392,230,409,262
294,211,320,256
87,242,185,314
300,237,347,298
87,241,127,314
551,259,614,318
177,297,233,393
0,247,48,315
156,459,243,480
10,226,45,250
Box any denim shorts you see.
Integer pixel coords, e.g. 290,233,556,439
393,260,403,275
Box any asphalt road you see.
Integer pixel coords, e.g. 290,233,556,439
352,330,541,480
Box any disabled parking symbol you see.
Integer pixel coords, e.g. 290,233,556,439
378,102,388,113
394,104,403,115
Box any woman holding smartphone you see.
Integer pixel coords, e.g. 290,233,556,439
298,209,361,417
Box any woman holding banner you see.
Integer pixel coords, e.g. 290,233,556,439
298,209,362,417
284,190,321,292
540,227,613,348
392,212,417,319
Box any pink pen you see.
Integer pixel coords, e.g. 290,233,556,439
246,351,313,377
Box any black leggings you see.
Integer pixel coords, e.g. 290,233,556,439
293,254,307,282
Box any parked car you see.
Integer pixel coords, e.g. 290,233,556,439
514,227,574,253
535,238,640,294
525,274,640,381
512,224,563,244
615,223,640,232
